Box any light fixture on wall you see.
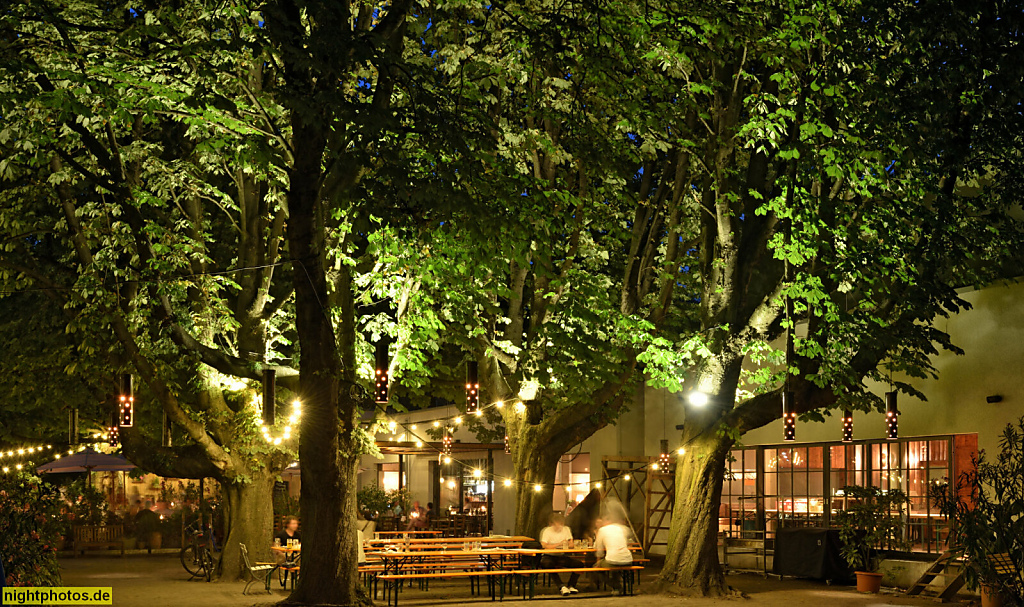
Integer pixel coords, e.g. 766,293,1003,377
466,360,479,413
885,391,898,440
842,409,853,443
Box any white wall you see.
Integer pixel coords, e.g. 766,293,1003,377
743,280,1024,455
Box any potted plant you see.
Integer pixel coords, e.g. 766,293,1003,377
835,485,910,593
936,417,1024,607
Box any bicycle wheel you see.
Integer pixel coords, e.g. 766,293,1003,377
201,548,214,582
180,545,204,578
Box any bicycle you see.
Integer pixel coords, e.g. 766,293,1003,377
180,518,216,581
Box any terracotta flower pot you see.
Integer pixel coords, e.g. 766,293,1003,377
981,584,1004,607
855,571,883,593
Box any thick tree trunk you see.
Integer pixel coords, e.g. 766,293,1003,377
656,430,736,596
511,439,561,538
217,471,276,581
656,354,742,596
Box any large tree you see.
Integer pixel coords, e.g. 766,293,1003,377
645,0,1024,595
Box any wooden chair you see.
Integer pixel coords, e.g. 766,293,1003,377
239,543,276,595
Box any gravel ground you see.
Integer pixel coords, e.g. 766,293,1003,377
58,554,976,607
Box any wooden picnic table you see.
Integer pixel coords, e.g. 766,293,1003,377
367,535,532,544
374,530,443,536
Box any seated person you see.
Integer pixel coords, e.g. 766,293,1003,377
593,511,633,590
406,501,428,531
539,513,583,595
274,516,301,567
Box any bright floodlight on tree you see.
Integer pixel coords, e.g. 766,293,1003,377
842,409,853,443
374,342,389,404
885,391,899,440
688,391,710,407
262,368,276,426
118,373,134,427
658,439,671,470
465,360,479,413
782,391,796,442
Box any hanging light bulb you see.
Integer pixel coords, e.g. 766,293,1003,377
533,484,542,492
495,401,504,409
783,391,796,442
886,392,898,440
118,373,134,427
842,409,853,442
472,468,482,478
658,439,671,470
465,360,479,413
262,368,276,426
503,478,512,487
374,341,390,404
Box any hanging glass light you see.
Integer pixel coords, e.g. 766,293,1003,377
465,360,479,413
69,408,79,445
374,342,389,404
658,439,671,470
885,391,898,440
783,391,796,442
262,368,276,426
842,409,853,442
118,373,134,427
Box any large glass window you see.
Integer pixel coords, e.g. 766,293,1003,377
718,435,965,553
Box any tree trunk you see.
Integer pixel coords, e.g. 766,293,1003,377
217,470,276,581
657,353,743,596
511,440,561,538
656,430,736,596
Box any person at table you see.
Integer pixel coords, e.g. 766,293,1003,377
593,509,633,590
425,502,435,525
539,512,583,596
276,515,301,546
405,501,428,531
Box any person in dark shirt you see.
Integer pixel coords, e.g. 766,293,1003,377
275,516,301,545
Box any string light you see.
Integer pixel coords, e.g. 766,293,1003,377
503,478,512,487
533,484,542,492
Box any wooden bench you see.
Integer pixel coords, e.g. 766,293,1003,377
513,566,644,599
72,525,125,557
378,570,512,606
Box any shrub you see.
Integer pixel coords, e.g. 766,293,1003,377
937,417,1024,603
834,484,910,573
0,473,64,587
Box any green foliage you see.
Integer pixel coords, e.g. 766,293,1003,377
835,485,910,573
937,418,1024,600
356,483,389,517
0,474,64,587
65,479,107,527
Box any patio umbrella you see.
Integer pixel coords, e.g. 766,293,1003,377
36,447,136,487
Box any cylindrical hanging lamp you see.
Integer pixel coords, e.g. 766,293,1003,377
658,439,671,470
262,368,276,426
842,409,853,443
504,432,510,454
782,391,796,442
442,431,453,457
161,409,173,448
465,360,479,413
69,408,79,445
885,391,898,440
107,412,120,447
118,373,134,427
374,342,390,404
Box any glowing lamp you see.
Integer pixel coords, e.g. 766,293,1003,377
842,409,853,443
374,342,390,404
658,439,671,470
118,373,134,427
465,360,479,413
886,391,899,440
782,391,796,442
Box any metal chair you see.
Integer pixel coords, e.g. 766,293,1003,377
240,543,276,594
